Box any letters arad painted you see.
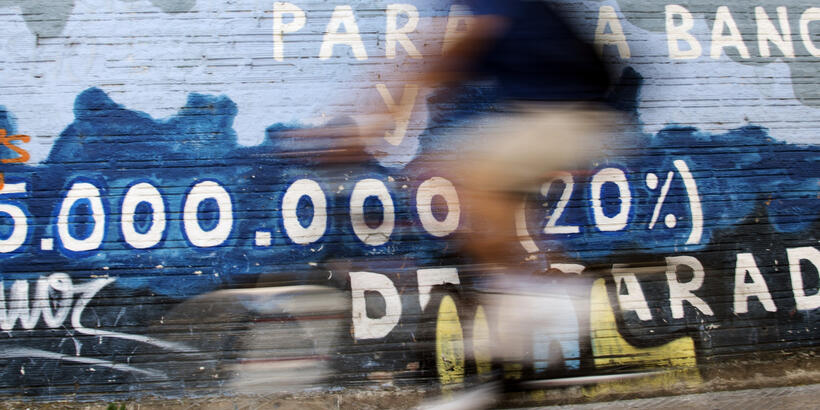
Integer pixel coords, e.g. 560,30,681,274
0,0,817,399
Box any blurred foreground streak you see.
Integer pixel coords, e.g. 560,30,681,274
161,285,350,393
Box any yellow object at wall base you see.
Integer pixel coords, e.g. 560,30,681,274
584,279,702,397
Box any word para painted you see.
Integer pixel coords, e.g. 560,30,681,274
273,2,469,60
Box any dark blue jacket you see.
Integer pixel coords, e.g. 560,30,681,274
464,0,612,101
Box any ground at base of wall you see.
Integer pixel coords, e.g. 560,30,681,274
2,350,818,410
501,349,820,408
1,388,431,410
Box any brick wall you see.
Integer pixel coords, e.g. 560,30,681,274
0,0,817,399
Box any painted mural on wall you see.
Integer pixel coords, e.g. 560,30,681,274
0,0,817,399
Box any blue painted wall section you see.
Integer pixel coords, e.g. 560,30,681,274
0,0,817,399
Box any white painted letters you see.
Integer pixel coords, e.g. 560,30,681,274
800,8,820,57
282,179,327,245
612,265,653,321
58,182,106,252
416,177,460,237
787,247,820,311
666,256,714,318
375,83,420,146
273,2,307,61
590,168,630,232
666,5,703,59
733,253,776,314
183,180,233,248
711,6,750,59
0,183,28,254
319,5,368,60
595,6,631,59
121,182,166,249
542,172,580,235
350,271,402,339
756,7,795,59
386,4,421,59
350,179,394,246
416,267,460,311
0,273,93,331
